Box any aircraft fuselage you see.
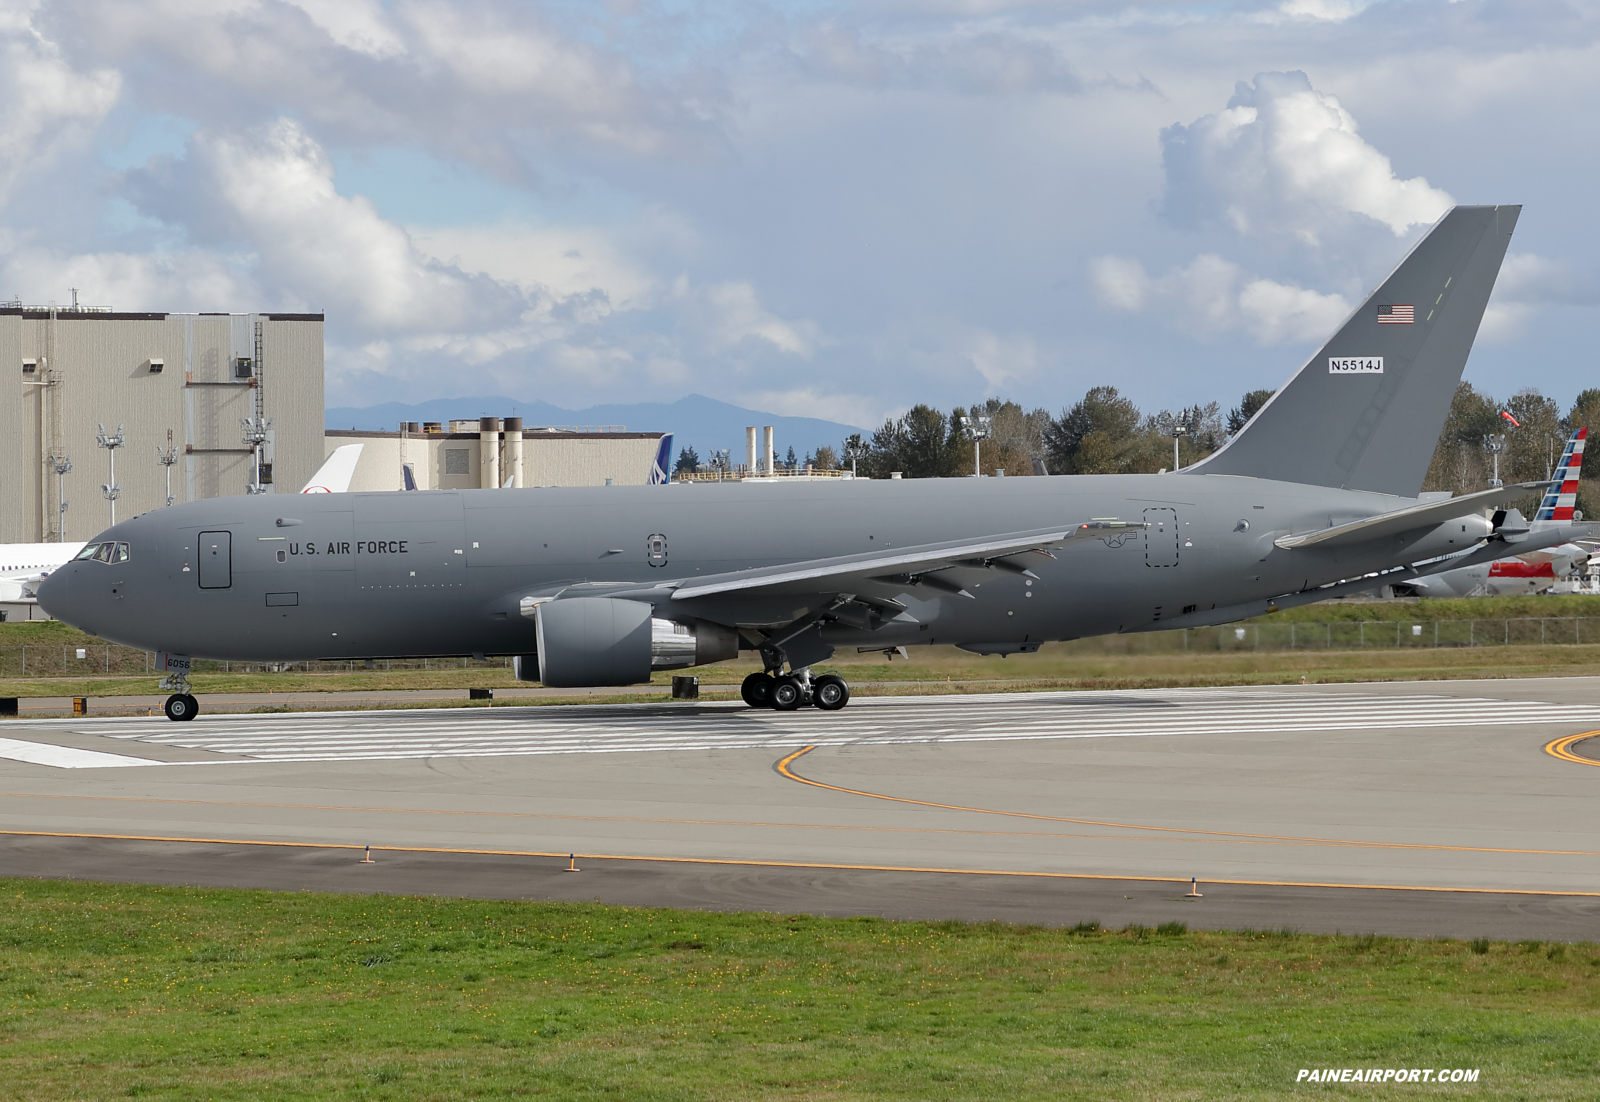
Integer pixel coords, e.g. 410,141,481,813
40,473,1482,663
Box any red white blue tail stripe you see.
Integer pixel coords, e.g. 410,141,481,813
1536,426,1586,522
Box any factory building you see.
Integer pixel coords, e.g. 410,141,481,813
325,419,671,490
0,304,324,543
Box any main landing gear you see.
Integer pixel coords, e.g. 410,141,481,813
740,669,850,711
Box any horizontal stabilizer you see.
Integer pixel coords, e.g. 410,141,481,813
1274,482,1549,550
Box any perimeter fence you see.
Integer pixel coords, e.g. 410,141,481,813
4,617,1600,677
0,649,511,679
1054,616,1600,655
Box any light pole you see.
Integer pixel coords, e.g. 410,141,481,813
96,423,124,526
49,453,71,540
1482,433,1507,489
965,413,992,477
843,435,867,478
157,428,179,506
1156,411,1191,470
241,415,271,494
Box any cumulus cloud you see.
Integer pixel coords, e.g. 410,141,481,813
0,234,250,312
966,331,1037,390
1480,251,1600,342
735,387,876,429
1092,253,1351,346
120,118,525,332
0,6,119,204
51,0,720,174
792,25,1083,96
692,279,814,356
1162,71,1453,242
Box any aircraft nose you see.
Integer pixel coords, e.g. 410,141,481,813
35,567,78,625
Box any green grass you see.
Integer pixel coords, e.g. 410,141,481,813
1,881,1597,1100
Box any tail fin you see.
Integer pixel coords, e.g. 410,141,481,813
301,443,364,493
650,434,674,485
1190,205,1519,497
1534,426,1586,525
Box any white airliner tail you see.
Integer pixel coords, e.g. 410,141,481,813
301,444,364,494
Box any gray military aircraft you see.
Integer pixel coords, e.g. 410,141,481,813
40,205,1567,722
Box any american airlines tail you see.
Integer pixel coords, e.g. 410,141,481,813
1191,205,1519,498
1533,426,1586,529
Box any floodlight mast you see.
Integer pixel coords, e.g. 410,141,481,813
965,414,992,477
241,416,272,494
1156,411,1191,471
48,453,71,541
1482,433,1507,489
157,428,179,506
842,434,867,478
95,423,124,526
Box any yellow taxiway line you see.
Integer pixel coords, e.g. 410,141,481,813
774,745,1600,858
1545,731,1600,767
2,827,1598,898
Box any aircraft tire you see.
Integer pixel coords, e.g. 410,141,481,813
164,693,199,722
813,675,850,711
740,672,775,708
770,676,804,711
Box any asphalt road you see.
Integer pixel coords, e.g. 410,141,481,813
2,677,1599,940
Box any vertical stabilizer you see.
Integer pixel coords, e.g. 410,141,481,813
1534,426,1586,526
651,434,674,485
1190,205,1519,497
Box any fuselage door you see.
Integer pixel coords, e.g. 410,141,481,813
1143,508,1178,568
198,531,232,588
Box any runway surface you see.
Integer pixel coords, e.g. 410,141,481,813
2,677,1600,939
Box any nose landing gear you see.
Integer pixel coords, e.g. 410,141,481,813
163,693,199,721
739,668,851,711
158,669,199,722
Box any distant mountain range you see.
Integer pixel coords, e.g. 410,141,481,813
325,393,868,462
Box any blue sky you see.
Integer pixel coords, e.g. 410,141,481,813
2,0,1595,428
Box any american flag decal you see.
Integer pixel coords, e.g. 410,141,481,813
1377,304,1414,324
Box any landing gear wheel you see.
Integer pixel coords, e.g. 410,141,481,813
770,676,804,711
813,675,850,711
164,693,199,722
741,672,776,709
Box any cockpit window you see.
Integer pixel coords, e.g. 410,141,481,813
92,543,115,563
73,544,100,561
114,542,130,562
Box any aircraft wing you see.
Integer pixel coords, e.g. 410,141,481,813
1274,481,1550,550
668,521,1140,603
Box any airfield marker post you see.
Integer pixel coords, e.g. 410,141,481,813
1187,878,1202,898
566,854,580,872
360,845,375,864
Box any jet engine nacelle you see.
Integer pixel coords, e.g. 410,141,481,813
518,597,740,687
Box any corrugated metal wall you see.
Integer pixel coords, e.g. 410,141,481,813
0,310,324,542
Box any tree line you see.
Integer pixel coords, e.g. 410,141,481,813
676,385,1600,510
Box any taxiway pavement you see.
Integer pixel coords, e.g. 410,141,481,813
2,678,1599,939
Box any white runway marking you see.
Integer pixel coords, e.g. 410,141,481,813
0,737,160,769
34,688,1600,765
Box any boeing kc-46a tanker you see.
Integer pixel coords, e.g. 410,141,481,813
39,206,1567,721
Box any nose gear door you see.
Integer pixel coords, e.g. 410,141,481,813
1142,508,1178,568
198,531,232,588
